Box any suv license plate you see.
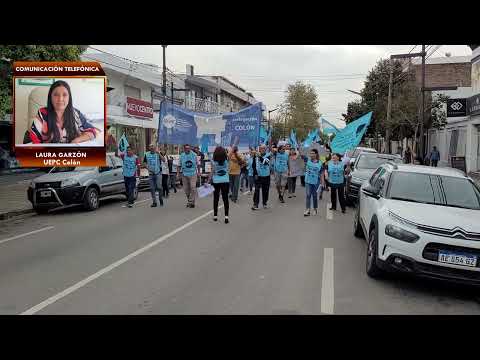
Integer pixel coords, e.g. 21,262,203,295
438,251,477,267
40,190,52,198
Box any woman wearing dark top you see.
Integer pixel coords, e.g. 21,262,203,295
24,80,98,144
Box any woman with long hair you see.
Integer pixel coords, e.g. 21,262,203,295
24,80,98,144
208,146,230,223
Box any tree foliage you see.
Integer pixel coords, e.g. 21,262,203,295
280,81,320,141
0,45,87,118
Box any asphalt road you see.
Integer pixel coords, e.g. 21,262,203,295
0,182,480,315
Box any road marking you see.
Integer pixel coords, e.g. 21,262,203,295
321,248,334,315
326,202,333,220
20,209,216,315
0,226,55,246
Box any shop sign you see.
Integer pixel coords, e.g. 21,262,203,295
126,97,153,119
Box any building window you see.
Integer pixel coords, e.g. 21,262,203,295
125,85,141,99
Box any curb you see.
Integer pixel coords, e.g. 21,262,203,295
0,208,35,221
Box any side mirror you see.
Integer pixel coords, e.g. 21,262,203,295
362,184,380,199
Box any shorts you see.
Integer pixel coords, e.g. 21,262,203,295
274,172,288,187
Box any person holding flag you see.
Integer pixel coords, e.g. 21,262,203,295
122,146,140,208
143,144,165,207
274,143,289,203
251,145,272,210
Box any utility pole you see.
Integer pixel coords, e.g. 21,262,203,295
420,45,426,163
386,60,394,154
162,45,167,98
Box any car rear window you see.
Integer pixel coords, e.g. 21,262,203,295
388,172,480,210
356,155,401,169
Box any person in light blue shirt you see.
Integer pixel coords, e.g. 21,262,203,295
304,149,321,216
274,145,289,203
325,153,346,213
122,146,140,208
178,144,199,208
143,144,165,207
208,146,230,223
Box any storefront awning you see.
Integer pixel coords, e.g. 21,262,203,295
108,115,158,129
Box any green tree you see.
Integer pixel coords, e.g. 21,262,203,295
280,81,320,141
0,45,88,119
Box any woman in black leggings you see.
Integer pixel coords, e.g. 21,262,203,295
208,146,230,224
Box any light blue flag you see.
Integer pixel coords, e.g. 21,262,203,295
118,133,129,154
302,129,315,148
289,129,298,149
321,117,339,135
265,127,272,146
330,112,372,154
259,126,268,145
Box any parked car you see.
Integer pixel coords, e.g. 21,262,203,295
348,146,377,165
27,154,139,214
354,163,480,285
345,153,402,204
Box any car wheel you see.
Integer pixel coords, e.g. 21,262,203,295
34,207,49,215
366,226,383,278
84,187,99,211
353,205,364,238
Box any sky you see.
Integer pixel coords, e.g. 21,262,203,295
89,45,472,128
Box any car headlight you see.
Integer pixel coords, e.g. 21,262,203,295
61,178,80,187
385,224,420,243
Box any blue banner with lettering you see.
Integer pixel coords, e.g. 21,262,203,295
159,101,262,151
330,112,372,154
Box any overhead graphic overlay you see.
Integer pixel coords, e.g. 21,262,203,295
13,62,107,167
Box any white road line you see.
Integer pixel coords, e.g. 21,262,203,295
0,226,55,246
321,248,334,315
326,202,333,220
20,209,216,315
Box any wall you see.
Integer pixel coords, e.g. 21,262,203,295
414,62,471,88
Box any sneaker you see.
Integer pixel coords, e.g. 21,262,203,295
213,216,218,222
225,217,229,224
251,205,259,211
280,196,285,203
151,203,157,208
293,195,297,198
329,207,336,211
288,195,292,198
128,203,133,208
159,199,164,207
263,204,270,209
304,209,310,216
342,209,346,214
313,209,318,216
190,204,195,208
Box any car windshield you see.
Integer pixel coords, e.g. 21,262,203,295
49,167,97,173
388,172,480,210
356,155,401,169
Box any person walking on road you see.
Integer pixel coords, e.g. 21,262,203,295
168,156,178,193
143,144,165,207
287,149,304,198
177,144,199,208
247,148,256,194
304,149,321,216
228,145,245,203
122,146,140,208
251,145,272,210
274,144,289,203
208,146,230,224
324,153,346,213
429,146,440,167
160,149,170,198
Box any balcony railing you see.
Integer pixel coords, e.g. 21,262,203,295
184,96,220,114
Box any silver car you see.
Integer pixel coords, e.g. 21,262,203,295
27,154,139,214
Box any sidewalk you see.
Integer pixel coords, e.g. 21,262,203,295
0,173,38,220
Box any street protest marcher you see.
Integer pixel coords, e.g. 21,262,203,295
251,145,272,210
304,149,321,216
122,146,140,208
177,144,199,208
143,144,165,207
208,146,230,224
247,148,256,194
160,149,170,198
287,149,304,198
318,153,331,201
274,144,289,203
429,146,440,167
228,145,245,203
168,156,177,193
324,153,346,213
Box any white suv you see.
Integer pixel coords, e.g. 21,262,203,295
354,163,480,285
